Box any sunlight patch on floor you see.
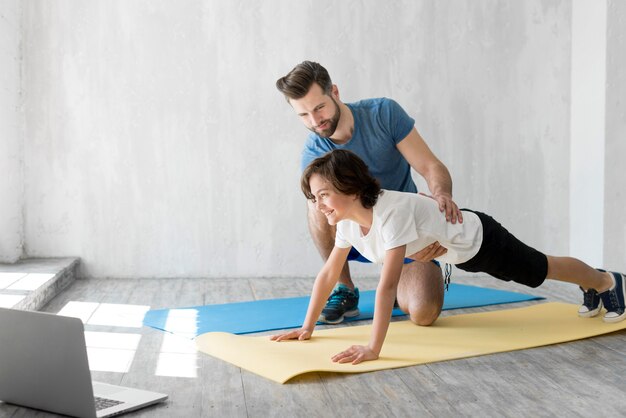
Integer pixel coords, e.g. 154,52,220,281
84,331,142,373
155,309,199,378
0,294,25,308
58,301,150,328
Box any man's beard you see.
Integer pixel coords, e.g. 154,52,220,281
310,97,341,138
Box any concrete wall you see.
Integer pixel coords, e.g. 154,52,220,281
407,1,571,258
604,0,626,271
9,0,619,278
570,0,606,268
0,0,23,263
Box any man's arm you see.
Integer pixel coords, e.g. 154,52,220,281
396,127,463,224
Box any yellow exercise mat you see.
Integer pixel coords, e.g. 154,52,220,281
195,302,626,384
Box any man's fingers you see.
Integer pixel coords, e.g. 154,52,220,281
447,205,455,223
433,246,447,258
421,243,446,261
424,244,440,260
435,195,463,225
409,241,445,262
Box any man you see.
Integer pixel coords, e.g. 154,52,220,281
276,61,462,325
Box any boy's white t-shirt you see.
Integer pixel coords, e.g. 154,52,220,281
335,190,483,264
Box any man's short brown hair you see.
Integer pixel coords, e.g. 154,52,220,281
276,61,333,100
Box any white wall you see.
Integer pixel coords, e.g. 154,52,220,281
406,1,571,258
604,0,626,271
0,0,23,263
11,0,619,279
570,0,606,268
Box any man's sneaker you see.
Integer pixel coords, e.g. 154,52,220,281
598,272,626,323
578,287,602,318
318,284,359,325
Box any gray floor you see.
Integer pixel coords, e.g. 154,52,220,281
1,273,625,417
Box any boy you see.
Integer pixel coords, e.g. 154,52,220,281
270,149,626,365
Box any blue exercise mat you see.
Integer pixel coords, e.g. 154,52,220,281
142,283,543,338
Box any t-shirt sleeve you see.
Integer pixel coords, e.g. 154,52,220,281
380,206,419,250
379,98,415,146
301,145,317,172
334,222,352,248
301,134,330,172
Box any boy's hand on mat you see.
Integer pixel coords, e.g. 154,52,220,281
331,345,378,365
269,328,311,342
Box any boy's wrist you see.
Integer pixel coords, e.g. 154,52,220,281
368,343,381,355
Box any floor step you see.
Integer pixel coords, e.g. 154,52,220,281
0,257,80,310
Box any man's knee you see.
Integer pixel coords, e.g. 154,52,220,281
408,303,441,326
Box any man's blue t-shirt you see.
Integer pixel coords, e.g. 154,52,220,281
300,98,418,193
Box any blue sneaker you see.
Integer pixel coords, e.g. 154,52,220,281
318,284,359,325
578,287,602,318
598,272,626,323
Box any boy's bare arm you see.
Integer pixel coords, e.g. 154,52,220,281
270,245,351,341
331,245,405,364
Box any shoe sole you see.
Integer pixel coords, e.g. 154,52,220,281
577,300,602,318
318,308,360,325
603,310,626,323
602,272,626,323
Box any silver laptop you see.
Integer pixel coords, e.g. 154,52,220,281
0,307,168,417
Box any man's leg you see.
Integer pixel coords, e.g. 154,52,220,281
307,202,359,324
307,202,354,289
396,261,444,326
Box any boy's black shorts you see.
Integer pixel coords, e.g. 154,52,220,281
456,210,548,288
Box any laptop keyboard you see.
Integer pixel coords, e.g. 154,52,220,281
94,396,124,411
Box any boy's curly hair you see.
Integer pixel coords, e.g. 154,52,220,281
301,149,382,209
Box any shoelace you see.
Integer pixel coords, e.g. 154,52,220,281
583,289,597,306
326,289,352,308
608,291,624,312
444,263,452,291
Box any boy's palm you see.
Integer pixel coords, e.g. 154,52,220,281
331,345,379,365
269,328,311,342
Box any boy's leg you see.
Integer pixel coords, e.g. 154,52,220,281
546,256,612,291
396,261,444,326
457,210,624,323
546,256,626,322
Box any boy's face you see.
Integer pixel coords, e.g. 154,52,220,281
289,83,340,138
309,174,358,225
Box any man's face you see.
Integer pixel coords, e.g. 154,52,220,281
289,83,341,138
